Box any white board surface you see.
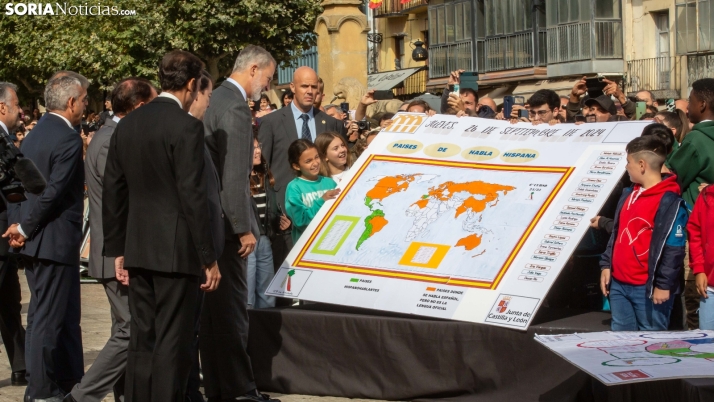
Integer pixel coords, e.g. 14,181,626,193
266,113,651,329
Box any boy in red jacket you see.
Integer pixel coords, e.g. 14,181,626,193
600,135,689,330
687,184,714,329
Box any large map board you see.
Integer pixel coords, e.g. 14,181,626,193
536,331,714,384
266,113,651,329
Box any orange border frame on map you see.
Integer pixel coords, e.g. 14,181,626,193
293,154,574,290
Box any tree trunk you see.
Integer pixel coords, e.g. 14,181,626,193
207,58,220,82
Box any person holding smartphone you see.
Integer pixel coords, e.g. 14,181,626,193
566,76,636,122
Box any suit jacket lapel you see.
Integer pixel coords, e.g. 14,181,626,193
282,106,299,141
314,110,327,137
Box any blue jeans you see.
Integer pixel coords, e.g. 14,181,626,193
609,278,674,331
247,235,276,309
699,290,714,329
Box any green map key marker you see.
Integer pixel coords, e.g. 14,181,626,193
350,278,359,283
286,269,295,292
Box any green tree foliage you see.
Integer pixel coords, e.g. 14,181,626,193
0,0,322,99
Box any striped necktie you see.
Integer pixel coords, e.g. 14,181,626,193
300,113,311,141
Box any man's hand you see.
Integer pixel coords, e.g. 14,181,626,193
590,216,601,229
600,268,611,296
426,110,437,117
115,256,129,286
447,93,464,113
201,260,221,292
346,121,359,143
696,272,709,298
570,76,587,103
279,214,291,231
510,104,526,119
652,287,670,305
602,78,627,104
238,231,256,258
2,223,26,248
360,90,378,107
380,119,393,129
447,69,465,86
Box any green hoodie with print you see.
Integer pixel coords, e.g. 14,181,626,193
666,121,714,208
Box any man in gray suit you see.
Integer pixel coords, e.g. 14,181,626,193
258,66,346,273
202,45,277,402
66,78,156,402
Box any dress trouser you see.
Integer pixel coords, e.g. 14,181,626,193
23,257,84,400
125,268,199,402
200,235,256,400
71,278,130,402
0,255,26,373
186,276,205,402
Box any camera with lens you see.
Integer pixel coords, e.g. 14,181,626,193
81,121,100,133
0,130,46,211
357,119,370,132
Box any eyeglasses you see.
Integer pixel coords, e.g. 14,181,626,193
529,109,552,117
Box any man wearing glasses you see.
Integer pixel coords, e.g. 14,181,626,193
527,89,562,125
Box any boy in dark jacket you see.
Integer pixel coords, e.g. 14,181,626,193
600,135,689,330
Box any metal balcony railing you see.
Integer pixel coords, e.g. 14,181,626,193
374,0,428,17
547,22,592,64
626,57,673,94
277,46,318,85
687,53,714,84
484,32,535,72
547,21,622,64
428,41,474,78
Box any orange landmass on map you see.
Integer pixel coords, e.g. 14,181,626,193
424,181,515,218
456,233,482,250
366,174,419,201
414,199,429,208
368,215,388,235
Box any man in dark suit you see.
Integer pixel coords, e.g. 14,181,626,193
187,69,224,402
65,78,157,402
3,74,88,402
0,81,27,387
258,66,346,272
202,45,277,402
102,50,221,402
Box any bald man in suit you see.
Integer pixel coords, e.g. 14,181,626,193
258,67,346,273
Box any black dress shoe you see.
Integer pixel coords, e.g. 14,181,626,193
63,393,78,402
11,370,27,386
235,389,280,402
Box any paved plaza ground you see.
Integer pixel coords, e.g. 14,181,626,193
0,271,376,402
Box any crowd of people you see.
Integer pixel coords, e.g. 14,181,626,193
0,42,713,402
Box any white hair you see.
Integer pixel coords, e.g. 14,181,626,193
44,76,83,111
232,45,276,73
0,82,18,104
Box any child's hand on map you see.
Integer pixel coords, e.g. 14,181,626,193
600,268,611,296
652,287,670,304
696,272,709,298
322,189,341,201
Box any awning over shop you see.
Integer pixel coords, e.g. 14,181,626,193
367,67,424,91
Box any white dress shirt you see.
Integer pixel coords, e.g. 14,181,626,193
158,92,183,109
0,120,8,135
290,102,317,142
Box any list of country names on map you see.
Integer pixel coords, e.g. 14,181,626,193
520,151,623,284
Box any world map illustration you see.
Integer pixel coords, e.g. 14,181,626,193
304,159,566,282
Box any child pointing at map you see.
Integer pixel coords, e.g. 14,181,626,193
600,134,689,331
285,139,341,244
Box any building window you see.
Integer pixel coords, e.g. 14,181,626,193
676,0,714,54
427,0,474,78
546,0,623,64
395,36,405,70
483,0,546,72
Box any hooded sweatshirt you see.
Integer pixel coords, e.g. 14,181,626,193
665,121,714,208
687,185,714,289
612,175,682,285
